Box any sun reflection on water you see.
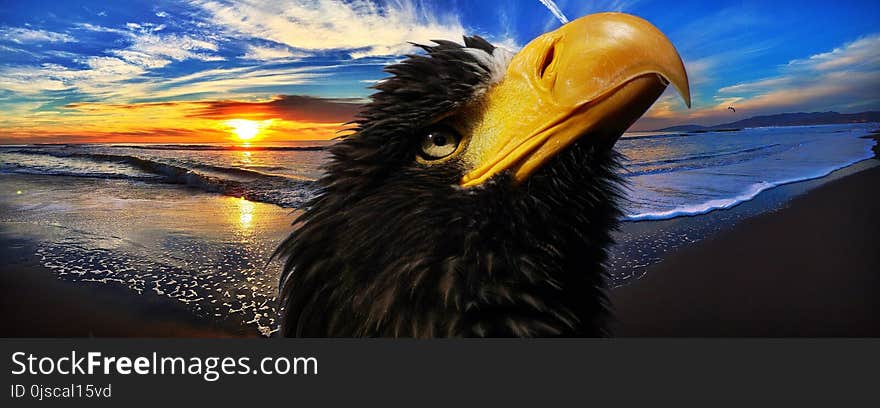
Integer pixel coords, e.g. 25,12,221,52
235,197,255,230
238,150,253,166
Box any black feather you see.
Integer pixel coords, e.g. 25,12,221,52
275,37,623,337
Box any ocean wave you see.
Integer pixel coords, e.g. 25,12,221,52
623,152,875,221
623,181,774,221
186,161,311,182
620,133,687,141
622,143,791,177
0,165,160,182
630,143,783,167
1,149,315,208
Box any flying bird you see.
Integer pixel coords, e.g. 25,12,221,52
728,106,736,112
275,13,690,337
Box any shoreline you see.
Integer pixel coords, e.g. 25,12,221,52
621,155,878,222
610,162,880,336
608,155,879,286
606,128,879,286
0,132,877,337
0,232,254,337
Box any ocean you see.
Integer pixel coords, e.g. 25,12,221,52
617,123,876,220
2,124,875,218
1,123,876,335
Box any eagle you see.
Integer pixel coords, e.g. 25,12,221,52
275,13,690,337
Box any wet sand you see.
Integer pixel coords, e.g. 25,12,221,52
0,233,248,337
0,174,294,337
1,153,878,337
611,164,880,336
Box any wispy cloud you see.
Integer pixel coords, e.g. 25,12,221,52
240,44,307,61
193,0,466,58
141,65,329,101
636,33,880,130
538,0,569,24
0,17,239,102
126,32,223,63
74,22,129,35
719,34,880,111
787,34,880,72
539,0,639,34
0,57,145,97
0,26,75,44
0,55,327,104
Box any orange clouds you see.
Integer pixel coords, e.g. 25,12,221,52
0,95,361,144
189,95,361,123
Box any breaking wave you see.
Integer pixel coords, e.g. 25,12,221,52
0,148,315,208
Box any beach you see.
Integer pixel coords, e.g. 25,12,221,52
0,127,878,337
2,161,876,337
0,234,245,337
612,159,880,336
0,174,295,337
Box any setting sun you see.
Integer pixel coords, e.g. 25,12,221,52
225,119,261,141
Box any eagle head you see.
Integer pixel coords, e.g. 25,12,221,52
276,13,690,337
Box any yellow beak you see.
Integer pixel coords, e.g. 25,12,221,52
460,13,690,188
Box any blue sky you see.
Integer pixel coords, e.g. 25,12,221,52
1,0,878,142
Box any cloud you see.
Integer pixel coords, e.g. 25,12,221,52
538,0,569,24
0,66,69,95
240,44,307,61
0,19,234,100
126,32,223,63
74,20,224,68
0,44,45,59
542,0,637,32
108,50,173,69
70,20,224,72
670,6,771,57
635,33,880,130
718,34,880,111
0,54,324,102
0,26,75,44
73,23,129,35
0,128,225,144
1,95,355,143
788,34,880,72
194,0,466,58
1,18,241,101
189,94,361,122
142,65,329,100
682,57,716,86
0,56,146,97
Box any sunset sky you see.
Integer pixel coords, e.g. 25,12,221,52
1,0,878,144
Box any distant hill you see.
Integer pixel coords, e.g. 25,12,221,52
654,111,880,132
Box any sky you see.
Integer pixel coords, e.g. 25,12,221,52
0,0,878,144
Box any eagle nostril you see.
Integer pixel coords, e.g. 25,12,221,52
539,43,556,80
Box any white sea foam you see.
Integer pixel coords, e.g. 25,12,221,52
624,181,774,221
1,124,877,222
623,138,876,221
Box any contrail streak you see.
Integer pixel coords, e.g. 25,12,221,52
538,0,569,24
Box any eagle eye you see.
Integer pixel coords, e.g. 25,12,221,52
418,127,462,161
